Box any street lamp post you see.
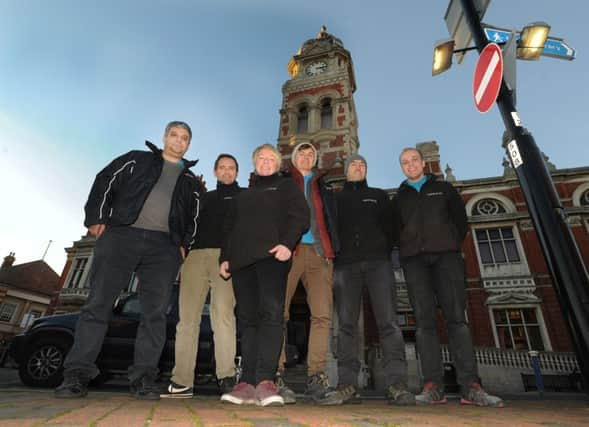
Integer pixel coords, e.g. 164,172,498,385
458,0,589,391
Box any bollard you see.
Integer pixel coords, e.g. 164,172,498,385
529,350,544,397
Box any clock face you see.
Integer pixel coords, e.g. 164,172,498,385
306,61,328,76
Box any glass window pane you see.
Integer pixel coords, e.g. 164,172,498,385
523,309,537,323
478,243,493,264
493,309,508,324
496,327,513,349
504,241,520,262
491,242,507,263
501,228,514,238
510,326,529,350
488,229,501,240
475,230,488,241
508,310,523,323
527,327,545,351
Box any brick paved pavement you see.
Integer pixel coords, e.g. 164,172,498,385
0,390,588,427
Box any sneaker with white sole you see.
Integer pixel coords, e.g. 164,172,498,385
255,380,284,407
275,372,296,404
160,381,193,398
415,381,447,405
221,382,256,405
460,383,504,408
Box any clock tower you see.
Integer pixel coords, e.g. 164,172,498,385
277,26,359,181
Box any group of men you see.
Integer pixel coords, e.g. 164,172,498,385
54,121,503,408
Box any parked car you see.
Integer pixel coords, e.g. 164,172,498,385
8,285,218,388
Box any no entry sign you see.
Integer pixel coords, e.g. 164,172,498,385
473,43,503,113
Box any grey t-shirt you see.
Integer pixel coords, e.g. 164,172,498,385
132,159,183,232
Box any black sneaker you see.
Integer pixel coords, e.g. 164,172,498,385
305,373,337,405
160,380,193,399
332,384,362,405
218,376,236,395
130,375,160,401
55,376,89,398
386,383,415,406
274,372,296,404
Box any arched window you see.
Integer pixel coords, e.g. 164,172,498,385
320,98,333,129
297,105,308,133
472,198,507,216
581,190,589,206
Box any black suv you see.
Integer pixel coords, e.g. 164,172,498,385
9,285,218,388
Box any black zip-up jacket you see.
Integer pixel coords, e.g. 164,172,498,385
391,174,467,259
334,180,393,265
84,141,203,250
194,181,243,250
221,173,310,272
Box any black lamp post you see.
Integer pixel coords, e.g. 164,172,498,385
458,0,589,391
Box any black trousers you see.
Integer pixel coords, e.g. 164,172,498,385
334,259,408,388
63,226,181,381
402,251,478,391
232,257,289,385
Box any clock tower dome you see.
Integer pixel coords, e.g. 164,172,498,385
277,26,359,181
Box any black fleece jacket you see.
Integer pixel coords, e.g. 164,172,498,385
391,174,467,259
334,180,393,265
83,141,203,250
194,181,243,250
221,173,310,272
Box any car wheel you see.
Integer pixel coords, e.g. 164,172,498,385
18,337,71,388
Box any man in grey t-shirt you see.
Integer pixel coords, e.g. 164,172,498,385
55,121,203,401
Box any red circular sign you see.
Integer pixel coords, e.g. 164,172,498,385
473,43,503,113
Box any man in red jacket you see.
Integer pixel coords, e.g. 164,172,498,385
276,142,339,405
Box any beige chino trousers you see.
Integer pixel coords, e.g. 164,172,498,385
171,248,236,387
279,244,333,376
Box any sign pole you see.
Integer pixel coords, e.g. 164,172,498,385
460,0,589,392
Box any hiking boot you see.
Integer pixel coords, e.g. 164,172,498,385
386,383,415,406
275,371,296,404
218,376,236,395
160,380,193,398
460,383,504,408
220,382,256,405
130,375,160,401
332,384,362,405
54,376,89,398
304,372,339,405
415,381,447,405
255,380,284,407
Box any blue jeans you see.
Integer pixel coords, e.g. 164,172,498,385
334,259,408,387
402,251,478,391
63,226,181,382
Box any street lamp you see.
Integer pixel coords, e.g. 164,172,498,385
518,22,551,60
432,38,455,76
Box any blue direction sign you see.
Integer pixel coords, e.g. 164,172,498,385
483,26,576,60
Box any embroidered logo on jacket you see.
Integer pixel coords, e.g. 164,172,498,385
263,187,278,191
426,192,444,196
362,199,378,204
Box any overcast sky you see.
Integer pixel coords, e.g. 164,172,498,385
1,0,587,274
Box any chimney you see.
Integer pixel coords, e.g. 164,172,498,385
1,252,15,270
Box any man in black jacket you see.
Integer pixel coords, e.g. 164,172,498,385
55,121,203,401
392,147,503,407
161,154,243,399
331,154,414,406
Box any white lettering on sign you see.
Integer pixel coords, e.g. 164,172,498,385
475,51,500,104
507,140,523,169
511,111,522,127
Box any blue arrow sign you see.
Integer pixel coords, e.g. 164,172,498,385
483,26,576,60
